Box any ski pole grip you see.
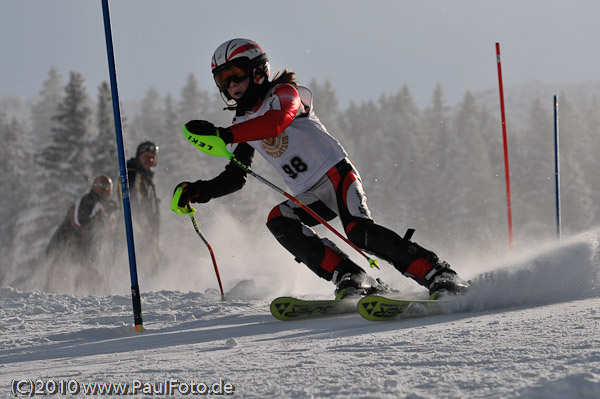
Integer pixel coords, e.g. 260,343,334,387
183,126,234,159
171,187,196,216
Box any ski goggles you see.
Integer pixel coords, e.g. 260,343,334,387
94,182,112,189
137,143,159,157
213,63,249,90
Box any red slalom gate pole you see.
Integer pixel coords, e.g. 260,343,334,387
496,42,514,251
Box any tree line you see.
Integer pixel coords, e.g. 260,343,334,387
1,66,599,288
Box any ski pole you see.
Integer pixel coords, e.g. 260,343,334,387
171,188,226,300
183,131,380,269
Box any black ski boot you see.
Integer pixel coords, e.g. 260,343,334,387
334,271,367,299
425,261,470,298
332,259,394,299
332,259,366,299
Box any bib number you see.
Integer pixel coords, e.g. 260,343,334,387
282,156,308,179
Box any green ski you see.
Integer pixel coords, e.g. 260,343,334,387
270,297,358,321
357,295,447,321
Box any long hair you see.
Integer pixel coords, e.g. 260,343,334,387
270,69,297,86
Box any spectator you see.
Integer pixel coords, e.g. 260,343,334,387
126,141,161,273
46,175,118,293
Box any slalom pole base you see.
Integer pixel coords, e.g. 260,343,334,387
131,285,143,333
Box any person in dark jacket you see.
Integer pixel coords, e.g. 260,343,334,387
46,175,118,293
126,141,161,273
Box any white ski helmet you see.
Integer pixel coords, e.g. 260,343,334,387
211,38,270,97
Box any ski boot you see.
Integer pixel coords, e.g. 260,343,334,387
425,261,470,299
332,258,397,299
334,270,368,299
334,272,394,300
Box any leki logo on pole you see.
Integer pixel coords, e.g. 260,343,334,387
183,127,233,159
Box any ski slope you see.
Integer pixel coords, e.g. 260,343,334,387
2,231,600,398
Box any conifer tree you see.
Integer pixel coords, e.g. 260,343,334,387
179,73,205,122
309,78,341,137
135,87,163,142
338,100,378,181
419,84,451,226
163,93,180,138
558,93,594,233
0,114,31,273
32,71,93,279
1,68,62,280
92,81,118,179
375,86,421,215
40,71,93,214
512,95,555,236
31,66,63,137
445,91,493,237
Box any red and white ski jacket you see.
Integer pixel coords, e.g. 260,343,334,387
229,84,347,195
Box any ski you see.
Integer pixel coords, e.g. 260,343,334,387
357,295,447,321
270,296,357,321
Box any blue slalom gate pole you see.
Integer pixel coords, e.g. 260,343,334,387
101,0,143,332
554,95,561,240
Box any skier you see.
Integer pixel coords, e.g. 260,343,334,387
126,141,162,272
174,38,469,298
46,175,119,293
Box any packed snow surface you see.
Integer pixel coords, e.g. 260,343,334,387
2,231,600,398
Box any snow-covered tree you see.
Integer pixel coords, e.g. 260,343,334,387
31,66,63,137
419,84,451,226
510,95,555,238
35,70,93,245
309,78,341,137
179,73,206,122
91,81,118,179
134,87,163,143
558,93,595,234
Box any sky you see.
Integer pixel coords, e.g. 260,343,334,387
1,0,600,108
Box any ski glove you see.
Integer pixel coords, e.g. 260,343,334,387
174,181,212,206
185,120,233,144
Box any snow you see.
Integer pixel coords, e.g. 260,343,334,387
2,231,600,398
